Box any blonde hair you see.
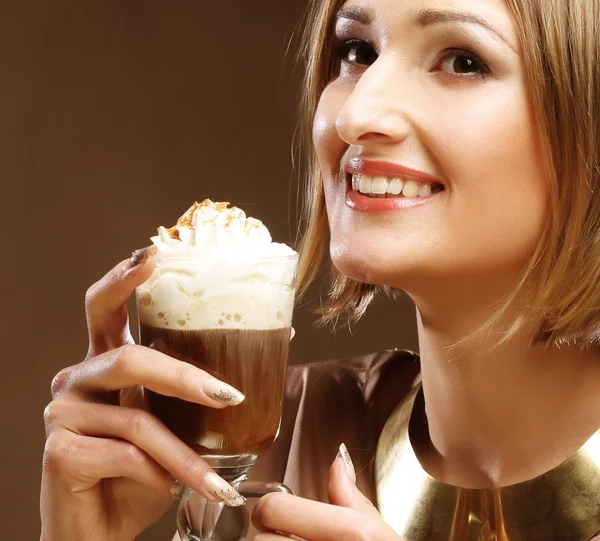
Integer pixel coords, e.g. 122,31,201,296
293,0,600,349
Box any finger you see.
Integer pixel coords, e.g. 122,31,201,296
253,493,376,540
44,398,236,502
43,430,173,496
328,455,381,520
255,534,295,540
52,344,244,408
85,246,157,353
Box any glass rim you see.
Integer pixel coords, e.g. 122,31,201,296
155,251,300,263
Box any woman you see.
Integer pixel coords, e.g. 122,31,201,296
40,0,600,539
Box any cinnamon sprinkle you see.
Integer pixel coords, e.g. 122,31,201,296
161,199,238,239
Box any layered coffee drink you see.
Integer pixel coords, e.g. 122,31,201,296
136,200,298,459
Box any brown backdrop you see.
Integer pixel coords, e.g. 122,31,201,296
0,1,418,539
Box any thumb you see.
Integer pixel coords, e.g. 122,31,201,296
328,443,381,520
86,246,158,355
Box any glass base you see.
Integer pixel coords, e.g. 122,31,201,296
201,454,258,481
176,454,293,541
177,455,255,541
177,486,249,541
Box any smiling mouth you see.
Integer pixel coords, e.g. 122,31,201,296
347,173,445,198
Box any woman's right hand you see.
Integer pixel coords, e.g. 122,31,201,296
41,247,245,541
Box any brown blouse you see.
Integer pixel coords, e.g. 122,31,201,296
248,348,420,502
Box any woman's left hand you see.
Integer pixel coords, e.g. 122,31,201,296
251,450,405,541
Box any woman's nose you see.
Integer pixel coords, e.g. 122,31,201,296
335,57,412,146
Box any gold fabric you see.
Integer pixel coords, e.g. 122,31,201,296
376,384,600,540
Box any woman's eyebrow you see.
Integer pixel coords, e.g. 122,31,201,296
335,6,518,53
335,5,372,25
416,8,517,52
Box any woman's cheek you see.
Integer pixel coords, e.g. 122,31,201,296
313,81,348,179
425,82,547,257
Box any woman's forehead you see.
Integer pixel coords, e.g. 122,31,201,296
334,0,518,45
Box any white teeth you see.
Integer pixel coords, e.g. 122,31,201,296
402,181,420,198
352,172,439,198
359,175,373,194
372,176,389,194
387,178,404,195
418,183,432,197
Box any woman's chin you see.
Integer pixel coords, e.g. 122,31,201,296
330,248,422,290
330,243,496,296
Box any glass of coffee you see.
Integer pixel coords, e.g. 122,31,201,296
135,200,299,541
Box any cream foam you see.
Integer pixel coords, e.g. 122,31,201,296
136,200,298,330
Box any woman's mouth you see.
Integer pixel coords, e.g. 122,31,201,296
348,173,445,199
344,173,445,212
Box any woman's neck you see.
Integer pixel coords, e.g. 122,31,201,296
413,297,600,489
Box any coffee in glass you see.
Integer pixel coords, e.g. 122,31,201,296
136,200,298,540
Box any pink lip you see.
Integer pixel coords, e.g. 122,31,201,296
343,158,445,212
345,157,444,185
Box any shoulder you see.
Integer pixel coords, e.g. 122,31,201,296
250,349,421,495
284,348,420,408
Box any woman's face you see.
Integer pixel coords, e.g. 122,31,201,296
313,0,548,296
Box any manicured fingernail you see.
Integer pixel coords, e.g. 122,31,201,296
204,473,245,507
290,327,296,341
128,246,158,267
170,479,184,500
203,378,245,406
337,443,356,484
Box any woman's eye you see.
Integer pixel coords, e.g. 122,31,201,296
334,39,378,66
437,49,490,78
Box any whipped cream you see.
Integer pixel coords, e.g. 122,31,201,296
137,200,298,331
